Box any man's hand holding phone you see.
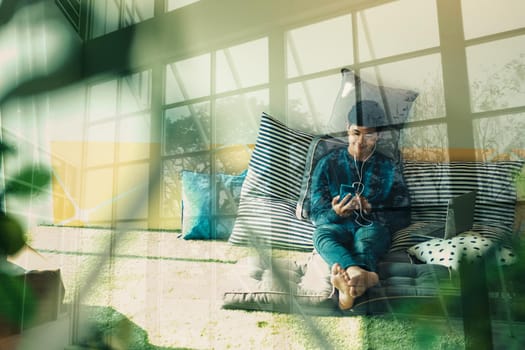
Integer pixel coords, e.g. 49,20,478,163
333,184,371,217
339,184,355,200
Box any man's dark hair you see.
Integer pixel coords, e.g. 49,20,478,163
347,100,385,128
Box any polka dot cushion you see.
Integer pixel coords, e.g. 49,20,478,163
407,231,516,270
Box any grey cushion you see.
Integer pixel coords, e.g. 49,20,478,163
221,251,457,316
221,255,335,314
222,250,522,318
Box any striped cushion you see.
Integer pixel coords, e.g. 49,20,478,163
389,222,437,253
229,113,316,250
228,197,315,251
403,161,523,230
390,161,523,253
230,114,523,251
240,112,314,203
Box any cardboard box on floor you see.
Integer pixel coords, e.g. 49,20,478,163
1,245,65,338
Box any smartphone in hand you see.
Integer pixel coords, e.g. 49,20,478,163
339,184,356,199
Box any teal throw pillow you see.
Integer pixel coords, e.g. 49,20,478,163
181,170,247,240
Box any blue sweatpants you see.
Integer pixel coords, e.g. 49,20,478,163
312,222,391,272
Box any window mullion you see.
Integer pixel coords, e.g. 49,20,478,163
436,0,474,157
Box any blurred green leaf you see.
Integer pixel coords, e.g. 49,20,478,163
3,166,52,197
0,273,36,329
0,214,26,255
0,141,15,155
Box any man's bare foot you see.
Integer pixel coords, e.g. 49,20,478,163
345,266,379,297
330,263,354,310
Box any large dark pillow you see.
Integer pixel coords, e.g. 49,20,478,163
182,170,247,240
295,69,418,221
325,69,418,162
326,68,418,133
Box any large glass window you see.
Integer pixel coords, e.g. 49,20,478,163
287,74,340,132
83,167,115,223
85,121,117,167
165,54,211,104
474,113,525,161
462,0,525,40
116,163,150,220
161,38,269,227
215,90,268,145
356,0,439,62
216,38,269,93
287,14,353,78
462,1,525,161
88,80,118,122
285,0,443,137
69,70,153,227
118,114,151,162
466,35,525,113
359,54,445,121
56,0,525,229
166,0,201,12
400,123,449,161
122,0,155,27
163,102,211,155
121,72,152,114
90,0,155,39
0,99,53,228
90,0,120,38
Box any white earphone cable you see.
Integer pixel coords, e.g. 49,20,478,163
351,143,376,227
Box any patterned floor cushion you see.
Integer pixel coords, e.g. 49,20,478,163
221,251,459,317
222,249,522,319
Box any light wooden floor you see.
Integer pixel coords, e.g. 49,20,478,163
6,225,524,349
9,225,363,350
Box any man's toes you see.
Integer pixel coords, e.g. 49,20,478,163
366,271,379,287
352,284,367,297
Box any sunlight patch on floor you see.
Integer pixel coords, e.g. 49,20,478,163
28,226,364,349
